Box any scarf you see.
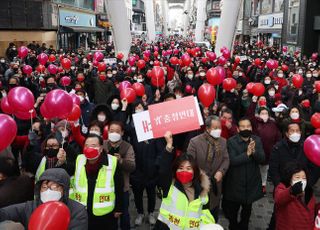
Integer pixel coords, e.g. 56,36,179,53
85,155,102,176
204,132,221,163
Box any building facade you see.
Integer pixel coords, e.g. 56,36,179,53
205,0,221,45
132,0,146,32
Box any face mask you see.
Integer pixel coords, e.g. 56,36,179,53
306,74,312,78
239,129,252,138
40,189,62,203
298,70,303,74
268,90,275,97
0,59,5,63
137,78,144,83
302,101,310,108
47,83,56,89
313,73,319,77
176,171,193,184
97,114,106,122
45,148,59,158
71,66,75,70
175,94,182,99
290,112,299,120
61,130,69,139
239,72,243,76
260,114,269,123
277,73,284,78
111,103,119,111
210,129,221,138
112,70,117,75
199,72,206,77
131,67,136,71
135,109,143,113
79,96,85,103
258,100,267,107
99,75,106,81
89,130,101,136
187,74,193,80
108,132,121,142
107,74,113,78
83,147,100,160
291,179,307,191
289,132,301,143
264,80,271,85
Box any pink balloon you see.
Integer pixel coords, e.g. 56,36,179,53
8,87,35,112
206,51,216,61
93,51,104,62
18,46,28,58
215,66,226,80
144,50,151,57
47,64,58,75
23,65,32,75
1,97,14,114
15,109,36,120
304,135,320,166
119,81,132,92
154,46,159,52
218,56,227,65
60,76,71,87
38,53,48,65
120,88,136,104
70,94,81,106
0,114,17,152
40,103,52,119
128,56,136,66
43,89,73,118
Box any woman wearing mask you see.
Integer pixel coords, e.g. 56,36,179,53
90,104,113,128
281,107,312,137
274,161,315,230
155,131,215,230
108,95,128,124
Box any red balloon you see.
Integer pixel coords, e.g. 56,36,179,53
154,46,159,51
40,103,51,119
246,82,255,93
170,57,179,65
36,65,45,73
281,64,289,72
198,83,216,107
61,58,71,70
266,59,275,69
23,65,33,75
282,46,288,52
137,60,146,69
254,58,262,66
128,56,136,66
312,53,318,61
8,86,35,112
132,82,145,96
103,125,109,140
18,46,28,58
201,57,208,64
43,89,73,118
48,54,56,62
144,50,151,57
38,53,48,65
119,81,132,92
315,81,320,93
67,104,81,121
153,61,160,66
151,66,165,87
206,51,216,61
173,49,179,55
70,94,81,106
223,78,237,91
304,135,320,166
93,51,104,62
28,201,70,230
98,62,107,72
1,97,14,114
252,83,265,96
117,53,124,60
311,113,320,129
222,50,231,59
215,66,226,81
181,54,192,66
292,74,304,88
0,114,17,152
218,56,227,65
47,64,58,75
234,56,241,64
206,68,222,86
154,51,159,57
93,60,99,67
185,84,193,94
15,109,36,120
60,76,71,87
120,88,136,104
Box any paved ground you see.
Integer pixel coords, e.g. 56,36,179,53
126,180,320,230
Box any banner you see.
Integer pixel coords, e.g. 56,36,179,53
133,96,203,142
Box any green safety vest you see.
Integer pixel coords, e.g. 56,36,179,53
35,157,46,183
69,154,117,216
158,185,215,229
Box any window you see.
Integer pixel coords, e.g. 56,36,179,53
274,0,284,12
261,0,272,14
132,0,137,7
287,0,300,43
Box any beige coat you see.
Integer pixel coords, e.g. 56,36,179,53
187,133,230,209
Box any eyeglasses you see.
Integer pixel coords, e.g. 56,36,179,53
41,182,62,191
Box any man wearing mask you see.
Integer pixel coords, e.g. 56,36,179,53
187,115,230,221
70,134,123,229
222,118,265,230
4,63,19,82
0,168,88,230
104,121,135,230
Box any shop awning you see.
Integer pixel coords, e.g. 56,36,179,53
256,29,282,34
60,26,105,33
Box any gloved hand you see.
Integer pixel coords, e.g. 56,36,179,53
290,181,303,196
211,177,218,196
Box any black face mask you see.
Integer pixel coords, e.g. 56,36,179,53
239,129,252,138
47,83,56,90
9,83,17,89
45,148,59,158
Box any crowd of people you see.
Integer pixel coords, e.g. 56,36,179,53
0,37,320,230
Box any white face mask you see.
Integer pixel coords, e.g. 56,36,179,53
108,132,121,142
298,70,303,74
260,114,269,123
239,72,243,76
291,179,307,191
135,109,143,113
199,72,206,77
97,114,106,122
290,112,300,120
210,129,221,139
277,73,284,78
275,85,279,90
306,74,312,78
175,94,182,99
40,189,62,203
289,132,301,143
313,73,319,77
111,103,119,111
107,74,113,78
89,130,101,136
264,80,271,85
137,78,144,83
61,130,68,138
268,90,275,97
187,74,193,80
112,70,117,75
79,96,85,103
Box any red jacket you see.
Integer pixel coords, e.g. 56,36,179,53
275,183,316,230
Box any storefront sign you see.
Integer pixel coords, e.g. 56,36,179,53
258,13,283,30
59,9,96,27
133,96,203,142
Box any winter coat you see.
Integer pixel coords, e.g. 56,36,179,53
275,183,316,230
223,134,265,204
0,168,88,230
187,133,230,209
92,76,116,104
268,138,320,187
79,99,95,127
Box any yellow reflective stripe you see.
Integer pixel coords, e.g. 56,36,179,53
35,157,46,182
74,155,87,193
95,154,115,193
160,204,185,216
93,201,114,208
